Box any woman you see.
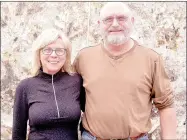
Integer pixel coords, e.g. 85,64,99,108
12,28,85,140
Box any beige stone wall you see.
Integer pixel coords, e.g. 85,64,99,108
1,2,186,140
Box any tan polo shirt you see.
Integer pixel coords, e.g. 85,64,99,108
74,41,174,139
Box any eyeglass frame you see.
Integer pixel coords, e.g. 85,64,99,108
41,47,66,56
101,15,130,26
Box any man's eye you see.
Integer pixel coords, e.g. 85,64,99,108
119,16,129,21
117,17,125,21
105,18,113,22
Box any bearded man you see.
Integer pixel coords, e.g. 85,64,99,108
74,2,177,140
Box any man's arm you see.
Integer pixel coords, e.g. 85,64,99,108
159,107,177,139
151,55,177,139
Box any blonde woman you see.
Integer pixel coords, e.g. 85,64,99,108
12,28,85,140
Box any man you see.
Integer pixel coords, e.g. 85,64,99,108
74,2,177,140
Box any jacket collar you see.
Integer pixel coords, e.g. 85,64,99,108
37,68,67,81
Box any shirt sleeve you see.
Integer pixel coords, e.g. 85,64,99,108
151,55,175,110
72,52,80,74
12,80,29,140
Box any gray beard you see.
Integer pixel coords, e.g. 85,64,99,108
107,34,130,46
104,30,131,46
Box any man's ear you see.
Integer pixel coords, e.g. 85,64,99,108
98,20,100,25
131,17,134,24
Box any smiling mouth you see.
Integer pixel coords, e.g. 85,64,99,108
48,61,59,64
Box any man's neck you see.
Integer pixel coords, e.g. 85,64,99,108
104,38,134,56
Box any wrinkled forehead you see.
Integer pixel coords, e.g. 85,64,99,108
100,3,131,19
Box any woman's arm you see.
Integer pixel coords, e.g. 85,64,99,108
79,78,86,133
80,79,85,113
12,80,29,140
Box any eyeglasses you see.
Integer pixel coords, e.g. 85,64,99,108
42,48,66,56
102,16,129,26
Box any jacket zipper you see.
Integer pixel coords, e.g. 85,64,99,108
52,75,60,118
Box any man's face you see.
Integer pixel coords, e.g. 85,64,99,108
99,4,134,46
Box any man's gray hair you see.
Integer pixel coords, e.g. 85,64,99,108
100,2,132,19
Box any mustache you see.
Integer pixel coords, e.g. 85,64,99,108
108,28,123,32
107,29,130,34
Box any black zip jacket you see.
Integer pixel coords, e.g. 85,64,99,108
12,70,85,140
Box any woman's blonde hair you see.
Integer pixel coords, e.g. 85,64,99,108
31,28,74,76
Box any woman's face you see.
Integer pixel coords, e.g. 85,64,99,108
40,38,66,75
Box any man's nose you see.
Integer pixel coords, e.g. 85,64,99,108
111,18,119,27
